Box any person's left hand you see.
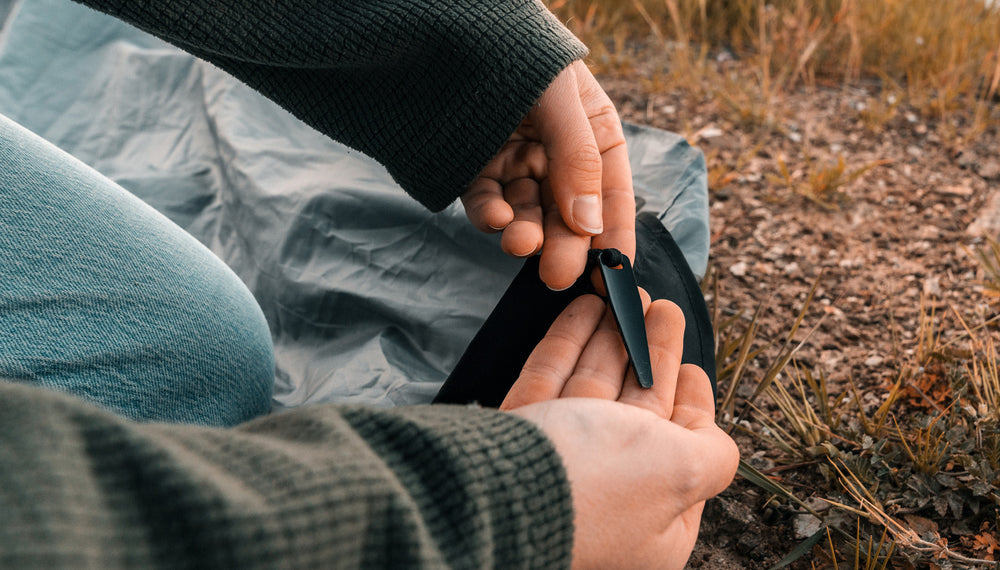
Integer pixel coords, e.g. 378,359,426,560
501,293,738,569
461,60,636,291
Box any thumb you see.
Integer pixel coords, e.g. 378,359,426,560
531,61,604,236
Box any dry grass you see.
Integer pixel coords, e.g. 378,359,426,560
709,253,1000,567
550,0,1000,152
545,0,1000,567
551,0,1000,115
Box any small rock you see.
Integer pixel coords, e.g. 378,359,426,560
957,150,979,168
821,350,843,368
823,305,845,318
793,513,823,539
792,498,831,538
966,190,1000,237
747,451,774,471
763,245,786,260
729,261,748,277
783,261,801,276
715,49,735,63
917,225,940,239
865,355,884,367
923,276,942,297
936,184,973,197
978,159,1000,180
696,126,724,140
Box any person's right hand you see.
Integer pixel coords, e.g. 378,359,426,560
502,295,739,570
461,60,636,292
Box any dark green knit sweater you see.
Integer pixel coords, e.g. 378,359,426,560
1,0,587,567
75,0,588,211
0,383,572,568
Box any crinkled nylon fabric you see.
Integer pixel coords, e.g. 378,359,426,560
0,0,710,411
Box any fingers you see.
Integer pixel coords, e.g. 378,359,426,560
500,294,606,410
669,364,740,499
461,177,513,232
499,178,544,257
538,180,590,291
464,61,635,291
464,140,549,257
589,140,636,262
559,288,652,399
559,304,628,400
532,61,605,237
619,299,686,418
534,62,636,289
576,65,637,263
670,364,720,430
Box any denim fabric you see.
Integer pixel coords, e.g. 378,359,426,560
0,112,274,426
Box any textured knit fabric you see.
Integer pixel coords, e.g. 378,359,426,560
0,382,573,569
0,112,274,426
2,0,581,566
71,0,589,212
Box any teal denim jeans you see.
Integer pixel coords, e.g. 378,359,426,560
0,113,274,426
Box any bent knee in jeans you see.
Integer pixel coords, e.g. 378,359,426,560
0,113,274,426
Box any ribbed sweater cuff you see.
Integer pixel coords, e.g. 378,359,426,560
386,2,589,211
341,404,576,569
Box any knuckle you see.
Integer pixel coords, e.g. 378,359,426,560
565,144,603,174
519,360,563,381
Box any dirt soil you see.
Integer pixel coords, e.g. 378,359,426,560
599,50,1000,568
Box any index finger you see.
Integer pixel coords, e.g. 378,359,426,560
500,294,606,410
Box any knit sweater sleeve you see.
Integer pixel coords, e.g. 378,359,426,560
0,382,573,569
69,0,588,211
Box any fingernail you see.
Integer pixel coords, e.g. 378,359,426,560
546,282,572,292
572,195,603,234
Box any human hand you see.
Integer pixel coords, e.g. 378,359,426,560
461,60,636,291
501,294,739,570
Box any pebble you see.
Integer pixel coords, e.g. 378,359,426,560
793,498,831,538
979,159,1000,180
936,184,973,197
697,126,724,140
966,190,1000,237
793,514,823,539
865,355,884,367
923,276,942,297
